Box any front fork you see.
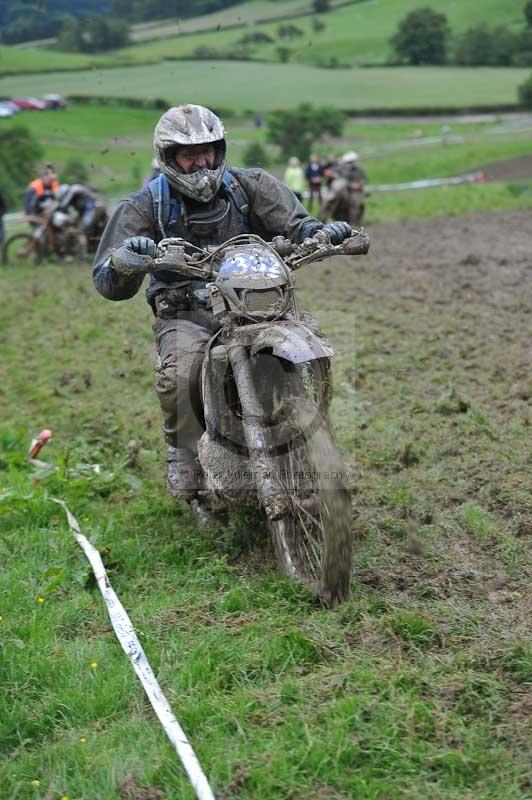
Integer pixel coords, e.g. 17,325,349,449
227,344,289,521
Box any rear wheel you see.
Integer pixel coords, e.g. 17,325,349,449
267,400,353,607
2,232,42,267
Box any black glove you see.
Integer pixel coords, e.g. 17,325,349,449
123,236,156,257
321,221,352,245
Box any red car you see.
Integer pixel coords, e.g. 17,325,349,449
11,96,47,111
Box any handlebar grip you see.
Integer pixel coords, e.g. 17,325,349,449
342,228,370,256
110,244,155,276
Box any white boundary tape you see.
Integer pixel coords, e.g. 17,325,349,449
53,498,217,800
366,171,486,193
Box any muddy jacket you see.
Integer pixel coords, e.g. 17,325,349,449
338,163,367,185
93,167,323,309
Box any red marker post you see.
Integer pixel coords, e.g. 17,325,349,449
28,429,53,460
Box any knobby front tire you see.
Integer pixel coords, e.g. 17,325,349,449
267,404,353,607
2,233,43,267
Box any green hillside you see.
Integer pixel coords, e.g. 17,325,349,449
0,61,527,112
0,44,120,75
115,0,527,66
129,0,348,40
1,0,527,75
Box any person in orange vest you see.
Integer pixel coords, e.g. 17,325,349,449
23,164,59,218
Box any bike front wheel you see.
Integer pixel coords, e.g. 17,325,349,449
267,403,353,607
2,233,43,267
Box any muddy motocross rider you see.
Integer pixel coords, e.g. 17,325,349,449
93,104,352,501
322,151,367,227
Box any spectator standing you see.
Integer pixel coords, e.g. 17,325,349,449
305,153,324,213
323,151,338,190
283,156,305,202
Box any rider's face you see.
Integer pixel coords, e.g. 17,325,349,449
175,143,216,174
42,170,56,187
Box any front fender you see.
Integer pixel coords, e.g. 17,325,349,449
250,321,334,363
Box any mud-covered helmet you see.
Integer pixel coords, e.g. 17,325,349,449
153,104,226,203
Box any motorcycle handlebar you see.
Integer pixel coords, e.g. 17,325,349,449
112,228,369,278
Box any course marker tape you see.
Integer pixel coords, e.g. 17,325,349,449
53,499,217,800
366,171,486,193
28,431,216,800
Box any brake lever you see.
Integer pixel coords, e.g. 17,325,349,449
286,227,370,270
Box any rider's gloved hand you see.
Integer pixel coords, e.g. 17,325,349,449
110,236,155,276
321,221,352,245
123,236,156,257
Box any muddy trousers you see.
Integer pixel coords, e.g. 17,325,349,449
153,316,211,453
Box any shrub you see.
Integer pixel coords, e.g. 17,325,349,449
312,17,326,33
238,31,274,45
513,28,532,65
60,158,89,184
391,7,449,65
518,71,532,107
193,45,220,58
57,15,129,53
267,103,345,161
242,141,270,168
455,24,518,66
525,0,532,27
0,126,43,208
277,24,303,39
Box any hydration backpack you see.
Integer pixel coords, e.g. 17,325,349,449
147,171,250,239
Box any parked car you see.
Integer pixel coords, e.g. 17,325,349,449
43,93,66,110
0,103,14,118
1,100,20,113
12,96,47,111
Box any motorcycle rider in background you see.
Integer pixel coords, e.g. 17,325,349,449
23,164,59,219
93,104,353,502
56,183,108,255
321,151,368,227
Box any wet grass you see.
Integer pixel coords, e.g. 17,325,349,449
0,242,530,798
4,106,532,225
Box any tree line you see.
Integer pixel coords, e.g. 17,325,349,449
391,4,532,67
0,0,246,46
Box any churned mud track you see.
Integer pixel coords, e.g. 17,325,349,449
301,209,531,691
367,210,531,625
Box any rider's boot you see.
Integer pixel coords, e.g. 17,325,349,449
166,446,201,502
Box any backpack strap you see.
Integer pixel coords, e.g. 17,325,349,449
222,169,250,227
147,174,180,240
148,170,250,237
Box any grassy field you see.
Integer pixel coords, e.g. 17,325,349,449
0,62,528,112
0,214,531,798
4,105,532,224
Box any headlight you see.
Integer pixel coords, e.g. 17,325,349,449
240,287,287,319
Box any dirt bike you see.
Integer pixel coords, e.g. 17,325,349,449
322,179,366,227
2,203,93,267
113,228,370,606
